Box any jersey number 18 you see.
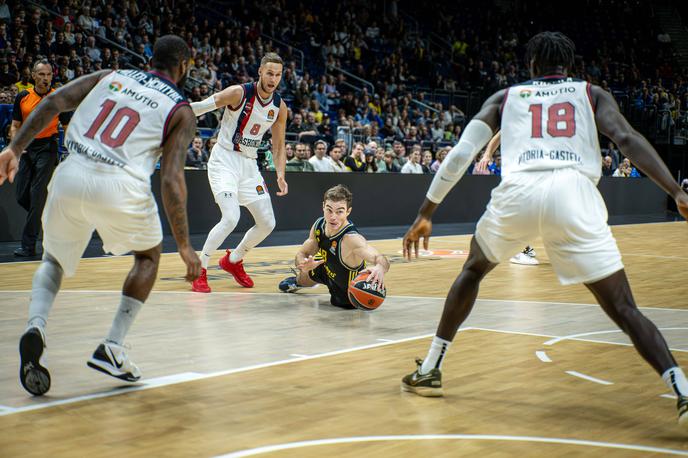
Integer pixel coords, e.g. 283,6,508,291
528,102,576,138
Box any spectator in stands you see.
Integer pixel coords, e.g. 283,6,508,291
604,141,621,170
392,140,407,168
287,112,307,134
379,151,401,173
309,140,334,172
421,150,433,173
286,142,314,172
614,158,633,177
15,67,33,92
602,156,614,176
285,143,295,161
328,144,348,172
84,35,101,62
0,61,17,86
364,151,378,173
344,142,366,172
186,136,208,169
374,146,385,171
401,150,423,174
431,147,448,173
488,154,502,176
0,0,10,22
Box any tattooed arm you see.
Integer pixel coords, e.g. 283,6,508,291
160,104,202,281
0,70,111,184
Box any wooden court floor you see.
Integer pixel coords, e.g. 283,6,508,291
1,222,688,457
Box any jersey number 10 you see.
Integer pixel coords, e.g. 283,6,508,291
84,99,141,148
528,102,576,138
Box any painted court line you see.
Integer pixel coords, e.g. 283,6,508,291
544,327,688,347
535,351,552,363
4,289,688,315
0,333,435,417
215,434,688,457
566,371,613,386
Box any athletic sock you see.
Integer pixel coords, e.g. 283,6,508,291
663,367,688,397
27,255,64,330
106,296,143,345
201,252,211,269
420,336,452,374
229,249,245,263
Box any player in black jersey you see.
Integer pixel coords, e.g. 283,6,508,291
279,185,390,309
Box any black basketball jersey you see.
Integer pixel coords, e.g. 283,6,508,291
312,217,366,294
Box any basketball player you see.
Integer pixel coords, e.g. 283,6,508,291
278,184,389,309
475,130,539,265
189,53,288,293
0,35,201,395
400,32,688,427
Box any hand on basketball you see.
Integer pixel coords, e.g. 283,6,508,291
298,254,324,272
276,175,288,196
364,264,386,289
403,216,432,260
179,245,202,282
0,148,19,185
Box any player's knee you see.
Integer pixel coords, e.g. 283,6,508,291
259,212,276,233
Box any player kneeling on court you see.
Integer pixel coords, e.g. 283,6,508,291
279,185,389,310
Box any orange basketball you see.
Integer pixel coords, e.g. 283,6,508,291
348,272,386,311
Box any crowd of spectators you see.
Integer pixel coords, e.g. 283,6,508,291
1,0,683,178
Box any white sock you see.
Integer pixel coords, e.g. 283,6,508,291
27,254,64,330
106,296,143,345
201,252,211,269
201,192,241,269
663,367,688,397
420,336,452,374
230,199,276,264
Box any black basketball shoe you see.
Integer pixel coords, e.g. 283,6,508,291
401,357,443,397
19,327,51,396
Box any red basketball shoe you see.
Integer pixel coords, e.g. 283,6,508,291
219,250,254,288
192,268,212,293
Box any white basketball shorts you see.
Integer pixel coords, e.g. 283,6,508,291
41,155,162,277
207,143,270,206
475,168,624,285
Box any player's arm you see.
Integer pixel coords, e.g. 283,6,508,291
9,90,26,140
402,90,503,259
0,70,112,185
270,100,289,196
295,225,322,274
160,105,202,282
190,84,243,116
475,130,500,173
345,234,389,287
592,85,688,219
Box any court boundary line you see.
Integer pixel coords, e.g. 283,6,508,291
0,332,437,417
214,434,688,457
2,289,687,314
2,300,687,415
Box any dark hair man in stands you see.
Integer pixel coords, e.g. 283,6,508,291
11,60,71,257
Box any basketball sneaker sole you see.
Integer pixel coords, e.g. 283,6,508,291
19,328,51,396
400,382,444,397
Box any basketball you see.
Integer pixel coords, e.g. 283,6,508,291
348,272,386,311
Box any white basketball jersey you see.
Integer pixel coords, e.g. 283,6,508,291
500,76,601,182
65,69,188,181
215,82,281,160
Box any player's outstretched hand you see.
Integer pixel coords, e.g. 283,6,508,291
0,148,19,185
676,192,688,222
402,216,432,260
297,254,324,272
364,264,386,290
276,175,288,196
179,245,202,282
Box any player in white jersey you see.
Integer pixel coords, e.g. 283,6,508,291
475,130,539,265
0,35,201,395
189,53,288,293
399,32,688,428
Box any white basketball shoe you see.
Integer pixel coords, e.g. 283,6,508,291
510,246,540,265
87,341,141,382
